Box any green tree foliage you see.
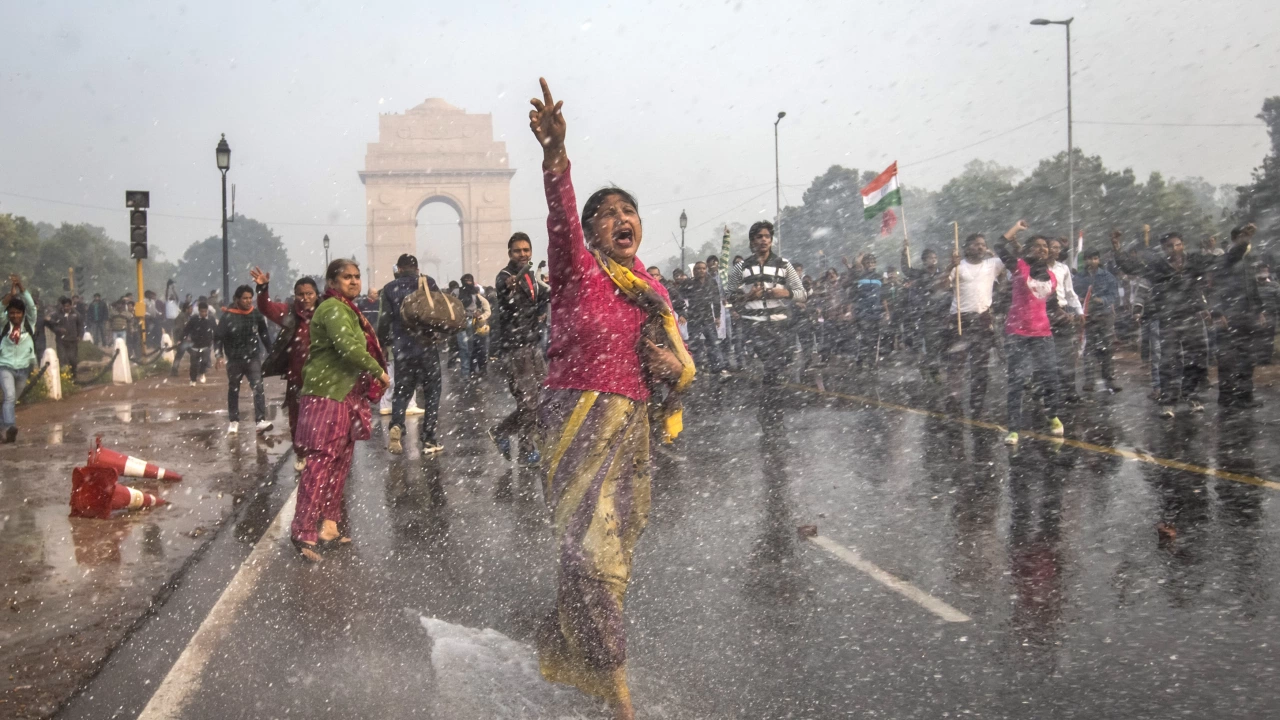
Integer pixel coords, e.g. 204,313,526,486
173,214,295,298
1236,96,1280,242
0,216,177,302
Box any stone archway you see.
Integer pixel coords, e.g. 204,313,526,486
360,98,516,289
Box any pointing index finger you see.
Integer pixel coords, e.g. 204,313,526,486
540,77,555,109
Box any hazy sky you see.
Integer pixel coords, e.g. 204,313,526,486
2,0,1275,281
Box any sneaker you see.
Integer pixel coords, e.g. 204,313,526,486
378,406,392,415
1189,400,1205,413
1048,417,1064,437
294,456,306,471
406,403,425,416
227,421,239,434
256,420,273,433
189,381,197,387
1004,431,1019,446
421,439,444,456
1160,406,1176,419
198,374,207,384
487,426,512,461
1106,382,1123,393
520,449,542,467
3,426,18,444
388,425,404,455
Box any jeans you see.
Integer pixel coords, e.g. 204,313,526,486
495,344,547,452
1217,318,1260,405
226,357,267,423
456,329,488,378
91,321,107,346
1005,335,1060,432
392,351,442,443
740,320,796,386
686,319,724,373
170,340,191,375
0,366,30,429
1082,312,1116,386
1050,317,1080,398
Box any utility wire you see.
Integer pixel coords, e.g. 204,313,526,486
901,107,1067,169
1076,120,1262,128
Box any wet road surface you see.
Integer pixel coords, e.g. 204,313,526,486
59,360,1280,718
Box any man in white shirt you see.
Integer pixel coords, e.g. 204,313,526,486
1047,237,1085,402
943,231,1008,417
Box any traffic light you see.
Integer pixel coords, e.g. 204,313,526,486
130,208,148,259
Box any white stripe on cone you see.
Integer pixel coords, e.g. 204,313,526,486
124,457,148,477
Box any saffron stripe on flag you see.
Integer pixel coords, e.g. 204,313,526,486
860,162,899,197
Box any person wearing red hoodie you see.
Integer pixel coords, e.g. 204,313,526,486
251,268,319,466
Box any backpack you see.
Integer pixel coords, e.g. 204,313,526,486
261,312,298,378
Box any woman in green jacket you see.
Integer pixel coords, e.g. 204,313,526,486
290,259,389,562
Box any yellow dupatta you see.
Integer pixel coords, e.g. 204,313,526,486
591,251,696,442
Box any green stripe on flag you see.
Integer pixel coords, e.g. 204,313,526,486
863,188,902,219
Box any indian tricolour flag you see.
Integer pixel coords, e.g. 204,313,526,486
861,162,902,220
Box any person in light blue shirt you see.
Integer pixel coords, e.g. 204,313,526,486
1,275,38,443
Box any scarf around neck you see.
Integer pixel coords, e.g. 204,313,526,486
590,250,696,443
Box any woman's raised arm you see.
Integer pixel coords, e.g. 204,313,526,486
529,77,567,175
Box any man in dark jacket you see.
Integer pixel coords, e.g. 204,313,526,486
216,285,272,434
1113,231,1215,417
683,261,725,375
87,293,110,346
180,301,217,385
1212,223,1265,408
44,296,85,379
378,254,444,455
489,232,550,465
1074,249,1122,393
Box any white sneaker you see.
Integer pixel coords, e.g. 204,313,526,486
388,425,404,455
1160,405,1176,419
378,406,392,415
189,381,197,387
255,420,273,433
198,374,207,384
1189,400,1205,413
421,439,444,455
227,421,239,434
406,403,425,416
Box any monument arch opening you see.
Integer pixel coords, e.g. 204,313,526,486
360,98,515,289
414,195,464,283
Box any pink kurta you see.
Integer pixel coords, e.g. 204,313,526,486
543,164,672,402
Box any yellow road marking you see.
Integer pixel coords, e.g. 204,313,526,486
785,383,1280,492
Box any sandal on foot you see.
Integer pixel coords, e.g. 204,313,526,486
291,538,323,563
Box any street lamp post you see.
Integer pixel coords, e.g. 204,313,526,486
323,234,331,270
1031,17,1074,243
215,134,231,305
774,111,786,252
679,210,688,269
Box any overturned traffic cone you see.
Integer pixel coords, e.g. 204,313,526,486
69,465,167,519
89,437,184,482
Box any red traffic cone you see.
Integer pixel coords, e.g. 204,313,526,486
70,465,168,519
89,437,183,482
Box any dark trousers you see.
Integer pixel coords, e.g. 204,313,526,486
90,321,107,346
189,346,211,382
495,344,547,452
854,315,882,367
226,358,267,423
1081,312,1116,386
170,340,190,375
56,340,79,377
1050,317,1079,398
686,319,724,373
1217,319,1259,405
391,352,442,443
945,313,995,414
740,320,795,386
915,313,946,372
1156,314,1208,405
1005,335,1060,432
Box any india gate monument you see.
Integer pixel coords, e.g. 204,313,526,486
360,98,515,288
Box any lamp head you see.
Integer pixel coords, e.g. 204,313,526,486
323,234,330,249
1030,18,1051,25
679,210,688,230
215,134,231,171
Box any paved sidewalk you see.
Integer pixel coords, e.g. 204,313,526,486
0,373,290,719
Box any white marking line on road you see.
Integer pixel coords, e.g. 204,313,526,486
807,535,971,623
136,488,297,720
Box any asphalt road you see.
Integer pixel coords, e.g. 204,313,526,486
59,360,1280,719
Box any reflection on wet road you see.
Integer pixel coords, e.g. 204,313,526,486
63,367,1280,719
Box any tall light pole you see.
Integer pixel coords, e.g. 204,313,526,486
774,111,786,253
323,234,331,270
215,134,231,305
1031,17,1074,243
679,209,688,269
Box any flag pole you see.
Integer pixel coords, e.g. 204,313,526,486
953,221,962,337
898,170,912,270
